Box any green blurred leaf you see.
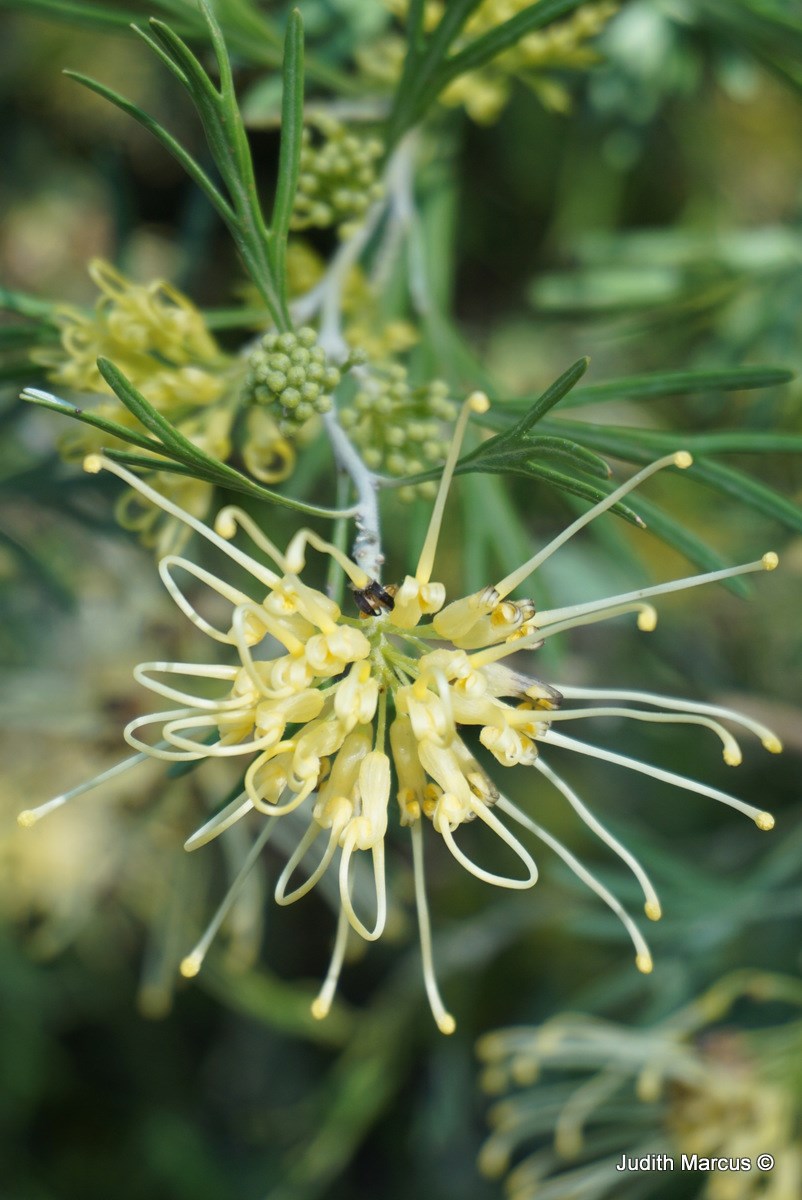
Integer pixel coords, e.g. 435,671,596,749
625,494,750,597
268,10,305,294
562,365,795,409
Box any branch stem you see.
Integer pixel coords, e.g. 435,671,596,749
292,135,420,581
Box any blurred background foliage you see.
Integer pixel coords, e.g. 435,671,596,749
1,1,801,1198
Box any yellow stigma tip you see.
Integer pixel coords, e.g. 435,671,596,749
636,953,654,975
755,812,775,831
438,1013,457,1036
179,954,202,978
637,609,657,632
83,453,103,474
723,749,742,767
644,901,662,922
763,736,783,754
17,810,37,828
310,998,330,1021
762,552,779,570
468,390,490,414
214,515,236,539
673,451,693,469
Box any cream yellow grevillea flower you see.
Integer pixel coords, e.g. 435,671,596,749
18,394,781,1034
477,972,802,1199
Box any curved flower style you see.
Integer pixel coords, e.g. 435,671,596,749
18,394,781,1034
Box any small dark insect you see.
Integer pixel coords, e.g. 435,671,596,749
353,579,396,617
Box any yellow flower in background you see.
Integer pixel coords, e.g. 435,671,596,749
478,972,802,1200
36,259,295,552
18,395,782,1034
379,0,620,122
39,258,227,410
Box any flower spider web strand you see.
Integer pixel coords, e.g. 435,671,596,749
184,791,253,851
534,553,779,629
541,730,776,830
415,391,490,585
434,797,539,890
497,797,653,975
410,820,456,1035
311,905,350,1020
538,707,743,767
553,685,783,754
493,452,692,600
17,748,154,827
83,455,280,590
158,555,254,645
180,817,277,978
532,758,662,921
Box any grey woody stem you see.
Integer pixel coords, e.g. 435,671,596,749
293,134,420,582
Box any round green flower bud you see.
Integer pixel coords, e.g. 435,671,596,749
282,387,301,409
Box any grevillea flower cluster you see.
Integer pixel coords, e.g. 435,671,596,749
370,0,619,122
38,260,298,552
478,973,802,1199
18,394,781,1033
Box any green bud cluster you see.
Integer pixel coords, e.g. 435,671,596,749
243,327,342,435
339,366,458,502
291,116,384,238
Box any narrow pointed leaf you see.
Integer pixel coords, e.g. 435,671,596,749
507,462,646,525
64,71,234,222
21,388,169,455
625,494,750,597
433,0,589,93
499,357,591,439
95,359,350,518
269,9,304,290
688,459,802,534
562,365,794,408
